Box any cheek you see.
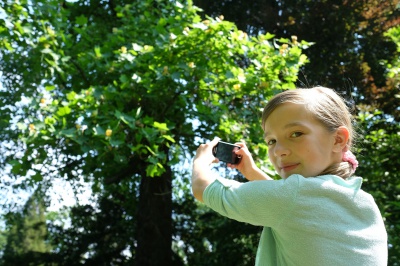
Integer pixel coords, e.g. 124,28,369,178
267,149,277,164
267,148,273,158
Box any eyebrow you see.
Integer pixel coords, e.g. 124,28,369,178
263,121,307,138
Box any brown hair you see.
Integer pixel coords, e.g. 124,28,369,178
261,87,356,179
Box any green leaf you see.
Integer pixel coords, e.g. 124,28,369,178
9,160,23,175
115,110,135,129
136,107,142,118
94,46,102,58
110,138,124,146
17,122,27,130
44,117,56,125
146,163,165,177
56,106,71,117
45,85,55,91
66,91,77,101
60,128,75,138
153,121,169,131
93,125,105,136
145,145,156,156
119,74,129,83
31,172,43,182
162,135,175,143
75,15,88,26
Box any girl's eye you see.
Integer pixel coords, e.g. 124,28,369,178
266,139,276,146
291,131,303,138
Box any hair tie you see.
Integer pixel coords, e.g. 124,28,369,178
342,150,359,172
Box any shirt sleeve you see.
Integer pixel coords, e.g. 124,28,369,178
203,175,300,227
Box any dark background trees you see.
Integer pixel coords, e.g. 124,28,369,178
194,0,400,120
1,0,399,265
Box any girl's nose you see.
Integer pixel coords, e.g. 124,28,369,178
274,141,290,157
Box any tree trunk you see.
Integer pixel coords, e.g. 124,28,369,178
135,164,173,265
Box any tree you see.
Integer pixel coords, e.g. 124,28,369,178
356,116,400,265
356,25,400,265
0,0,307,264
193,0,400,120
1,188,52,265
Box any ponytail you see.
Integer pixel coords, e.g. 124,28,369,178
320,162,354,179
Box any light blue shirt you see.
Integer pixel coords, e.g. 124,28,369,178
203,174,388,265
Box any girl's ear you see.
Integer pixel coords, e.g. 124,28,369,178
333,126,350,153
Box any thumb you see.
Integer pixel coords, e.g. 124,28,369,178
210,137,221,146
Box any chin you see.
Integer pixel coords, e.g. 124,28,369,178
280,173,291,179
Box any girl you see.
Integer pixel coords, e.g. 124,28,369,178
192,87,387,265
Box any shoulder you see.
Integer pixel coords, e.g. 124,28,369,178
292,174,363,190
285,174,371,202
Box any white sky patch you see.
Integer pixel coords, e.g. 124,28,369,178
47,176,96,212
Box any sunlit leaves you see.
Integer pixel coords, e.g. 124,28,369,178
56,106,71,117
384,26,400,86
153,121,169,131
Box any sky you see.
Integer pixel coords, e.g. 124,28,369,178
0,79,94,220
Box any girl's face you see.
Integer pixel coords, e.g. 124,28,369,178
264,103,342,179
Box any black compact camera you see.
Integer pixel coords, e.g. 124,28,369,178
212,141,241,164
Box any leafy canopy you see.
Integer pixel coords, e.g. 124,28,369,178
0,0,308,184
0,0,308,264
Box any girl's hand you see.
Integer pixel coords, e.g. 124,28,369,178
192,137,220,202
227,141,256,178
193,137,220,166
228,141,272,181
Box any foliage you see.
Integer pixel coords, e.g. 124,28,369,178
357,111,400,265
194,1,400,263
384,25,400,91
0,0,307,264
356,25,400,265
1,188,52,265
194,0,400,120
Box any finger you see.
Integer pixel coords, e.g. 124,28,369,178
210,137,221,146
227,163,236,169
206,137,219,155
234,147,245,156
235,143,248,150
234,142,244,147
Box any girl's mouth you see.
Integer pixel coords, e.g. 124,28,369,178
280,163,299,172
